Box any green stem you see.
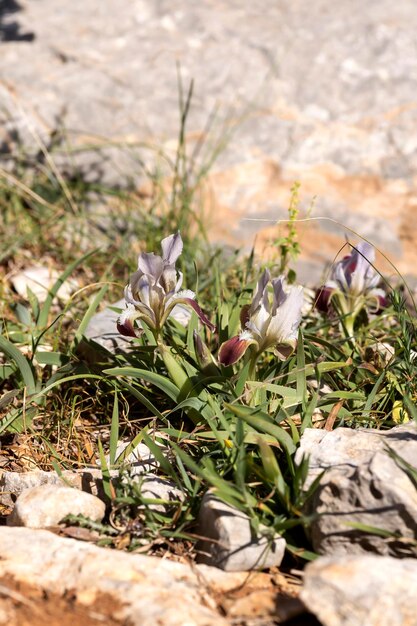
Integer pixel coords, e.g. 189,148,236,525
247,350,260,382
343,315,356,340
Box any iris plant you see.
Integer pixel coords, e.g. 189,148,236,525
315,242,387,336
117,232,215,339
219,269,303,377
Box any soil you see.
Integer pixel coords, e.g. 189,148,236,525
0,576,131,626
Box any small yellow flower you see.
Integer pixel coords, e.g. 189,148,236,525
392,400,409,424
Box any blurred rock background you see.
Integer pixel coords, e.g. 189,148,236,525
1,0,417,285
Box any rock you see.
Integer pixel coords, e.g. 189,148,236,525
133,475,185,512
0,468,112,507
105,440,158,475
3,2,417,282
295,424,417,556
197,492,286,571
83,299,134,353
83,300,193,355
10,266,77,303
1,469,70,506
7,485,105,528
0,526,263,625
301,554,417,626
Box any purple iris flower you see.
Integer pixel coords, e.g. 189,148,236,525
219,270,303,366
117,233,215,337
315,242,387,321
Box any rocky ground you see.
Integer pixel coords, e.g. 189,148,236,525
1,421,416,626
2,2,417,625
2,0,417,284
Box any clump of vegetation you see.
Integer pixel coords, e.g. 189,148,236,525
1,90,416,564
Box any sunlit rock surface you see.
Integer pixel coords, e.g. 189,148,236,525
1,1,417,284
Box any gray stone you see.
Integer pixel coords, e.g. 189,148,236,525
105,440,158,475
197,492,286,571
83,300,192,354
10,266,77,303
3,1,417,280
132,475,185,513
301,554,417,626
83,299,134,353
7,484,105,528
0,468,113,506
296,424,417,556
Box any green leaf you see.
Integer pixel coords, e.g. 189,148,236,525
246,382,300,408
98,438,113,500
14,303,32,327
0,335,37,396
109,390,119,467
104,367,179,401
286,544,318,561
116,380,167,422
0,406,37,434
225,403,296,454
35,351,70,366
73,283,109,345
141,431,177,480
258,439,281,486
32,374,101,402
0,364,15,380
363,370,385,414
296,328,306,405
343,521,396,538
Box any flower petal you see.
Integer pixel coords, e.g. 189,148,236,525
159,264,178,294
250,269,270,313
193,330,218,373
164,290,216,331
219,335,252,366
240,304,251,328
271,276,286,313
315,286,334,313
266,286,303,345
347,242,375,295
275,341,297,360
137,252,164,279
170,303,192,326
161,232,183,265
182,298,216,332
117,305,141,337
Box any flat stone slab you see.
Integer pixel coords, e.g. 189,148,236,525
0,526,281,626
2,1,417,282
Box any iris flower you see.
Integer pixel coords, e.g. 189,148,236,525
117,232,215,337
219,270,303,366
315,242,387,333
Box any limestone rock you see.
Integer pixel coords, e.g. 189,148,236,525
10,266,77,303
3,1,417,281
301,554,417,626
0,526,255,625
83,300,192,355
133,475,185,513
83,299,134,353
0,468,112,506
105,440,158,475
197,492,286,571
295,424,417,556
7,485,106,528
